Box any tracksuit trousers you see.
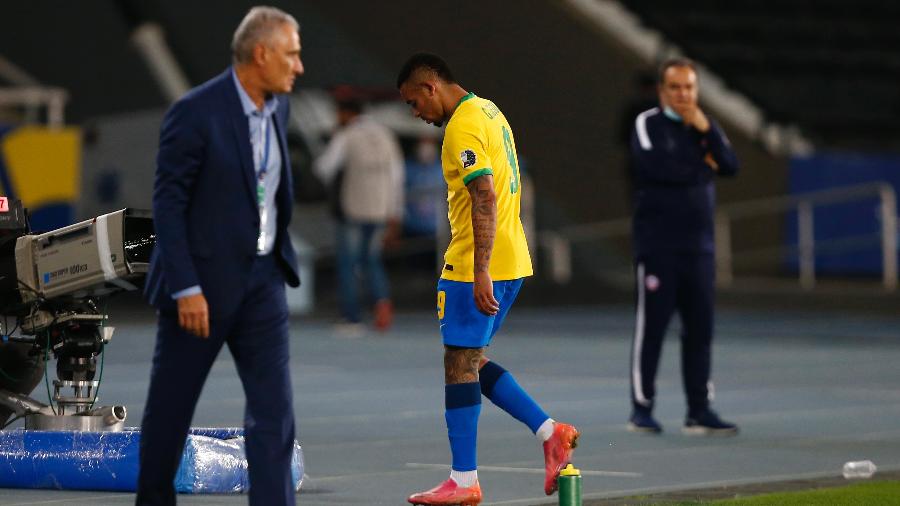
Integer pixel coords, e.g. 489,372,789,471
630,252,714,416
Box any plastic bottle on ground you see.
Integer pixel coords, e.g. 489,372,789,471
558,463,582,506
842,460,876,479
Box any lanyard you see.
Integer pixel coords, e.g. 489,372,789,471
255,117,272,252
256,116,272,181
255,117,272,209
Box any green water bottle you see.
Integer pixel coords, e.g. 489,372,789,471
558,463,582,506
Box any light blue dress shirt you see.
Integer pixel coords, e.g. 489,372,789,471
171,69,283,300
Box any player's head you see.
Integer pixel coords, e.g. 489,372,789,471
657,57,699,117
397,52,457,128
232,6,304,94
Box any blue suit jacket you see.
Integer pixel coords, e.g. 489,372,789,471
145,69,301,319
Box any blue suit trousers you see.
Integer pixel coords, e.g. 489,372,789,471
136,254,295,506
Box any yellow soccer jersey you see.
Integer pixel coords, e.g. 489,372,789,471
440,93,533,282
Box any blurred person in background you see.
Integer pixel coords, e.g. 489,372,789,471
313,90,404,332
627,57,739,436
404,135,445,238
137,6,303,505
398,52,578,506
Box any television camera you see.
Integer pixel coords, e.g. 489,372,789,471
0,198,153,431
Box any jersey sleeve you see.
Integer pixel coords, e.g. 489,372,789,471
444,115,492,185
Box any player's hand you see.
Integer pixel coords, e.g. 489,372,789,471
473,271,499,316
177,293,210,338
686,107,710,133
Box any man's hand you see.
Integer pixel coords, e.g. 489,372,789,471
177,293,210,338
684,106,710,133
473,271,499,316
703,152,720,171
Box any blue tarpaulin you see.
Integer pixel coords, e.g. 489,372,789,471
0,428,303,493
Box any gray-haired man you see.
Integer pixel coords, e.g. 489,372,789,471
136,6,303,505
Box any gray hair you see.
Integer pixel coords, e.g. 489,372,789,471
231,6,299,64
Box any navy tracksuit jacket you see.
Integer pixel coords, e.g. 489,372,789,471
629,107,738,415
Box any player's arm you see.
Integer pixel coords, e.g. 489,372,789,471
467,174,499,316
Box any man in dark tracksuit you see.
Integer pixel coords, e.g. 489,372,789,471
627,58,739,435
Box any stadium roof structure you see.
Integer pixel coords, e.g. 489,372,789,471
0,0,392,122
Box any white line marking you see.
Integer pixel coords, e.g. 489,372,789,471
577,467,900,501
405,462,641,478
482,466,900,505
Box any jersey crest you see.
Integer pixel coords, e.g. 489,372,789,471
460,149,477,169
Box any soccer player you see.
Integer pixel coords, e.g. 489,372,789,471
397,53,579,506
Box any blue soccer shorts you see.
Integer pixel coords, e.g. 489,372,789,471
436,277,524,348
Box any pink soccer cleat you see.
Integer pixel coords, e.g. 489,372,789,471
542,422,580,495
407,478,482,506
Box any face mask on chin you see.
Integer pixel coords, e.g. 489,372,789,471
663,105,683,122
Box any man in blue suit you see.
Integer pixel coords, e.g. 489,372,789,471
136,7,304,505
